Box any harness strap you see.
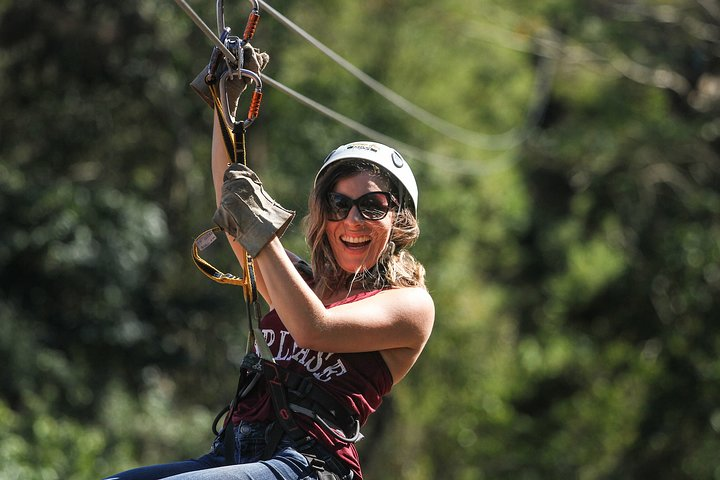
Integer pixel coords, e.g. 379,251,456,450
210,88,249,165
256,358,359,479
215,361,260,465
274,365,361,442
262,361,314,449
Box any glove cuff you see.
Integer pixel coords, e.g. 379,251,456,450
227,204,295,258
212,165,296,257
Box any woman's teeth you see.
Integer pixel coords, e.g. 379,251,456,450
342,235,371,247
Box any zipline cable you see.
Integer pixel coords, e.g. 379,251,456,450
174,0,237,63
262,75,517,176
258,0,538,151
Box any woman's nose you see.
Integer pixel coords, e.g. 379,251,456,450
345,205,364,223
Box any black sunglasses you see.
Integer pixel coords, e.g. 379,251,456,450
326,191,397,221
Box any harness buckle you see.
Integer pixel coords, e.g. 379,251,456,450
241,352,263,372
288,375,314,398
303,453,327,472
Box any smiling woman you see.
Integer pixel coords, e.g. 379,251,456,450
306,143,422,302
105,125,434,480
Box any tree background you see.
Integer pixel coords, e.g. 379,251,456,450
1,0,719,478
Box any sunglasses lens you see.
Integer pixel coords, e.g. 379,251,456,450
326,193,351,220
358,193,391,220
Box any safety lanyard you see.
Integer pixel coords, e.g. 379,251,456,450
181,0,274,364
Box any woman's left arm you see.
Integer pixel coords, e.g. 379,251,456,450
255,237,435,354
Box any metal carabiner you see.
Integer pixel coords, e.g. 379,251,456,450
218,67,263,129
213,0,263,129
216,0,225,36
217,0,260,44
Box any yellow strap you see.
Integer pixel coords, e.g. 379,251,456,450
192,227,246,287
192,228,274,362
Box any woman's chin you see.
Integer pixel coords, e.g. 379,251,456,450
339,260,378,275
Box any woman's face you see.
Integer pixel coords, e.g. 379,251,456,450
324,171,395,275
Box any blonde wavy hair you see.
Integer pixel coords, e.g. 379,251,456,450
304,160,426,296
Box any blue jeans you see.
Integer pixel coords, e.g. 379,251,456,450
103,421,318,480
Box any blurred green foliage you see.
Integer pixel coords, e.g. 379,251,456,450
1,0,719,479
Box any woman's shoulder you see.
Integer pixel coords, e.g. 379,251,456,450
342,287,434,328
378,286,434,316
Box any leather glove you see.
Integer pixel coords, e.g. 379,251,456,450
213,163,295,257
190,43,270,116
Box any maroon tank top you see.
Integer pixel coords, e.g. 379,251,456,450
231,289,394,479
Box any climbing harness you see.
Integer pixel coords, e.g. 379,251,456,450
174,1,358,477
183,0,271,378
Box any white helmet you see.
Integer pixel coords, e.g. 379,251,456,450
315,141,419,215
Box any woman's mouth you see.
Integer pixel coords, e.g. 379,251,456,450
341,235,372,249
